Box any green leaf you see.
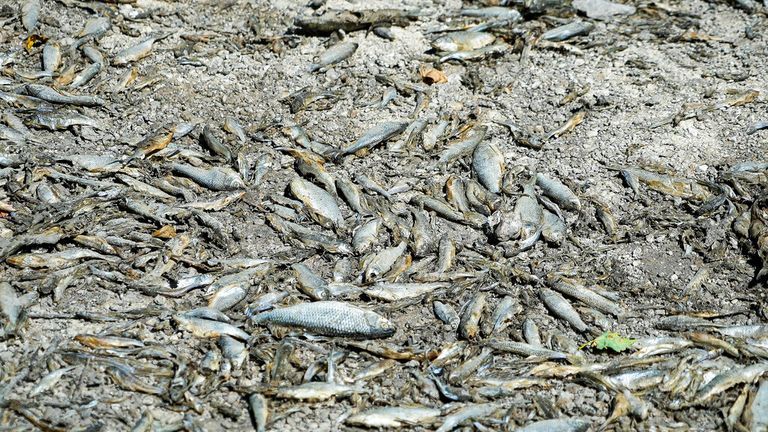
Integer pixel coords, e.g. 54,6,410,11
580,332,637,352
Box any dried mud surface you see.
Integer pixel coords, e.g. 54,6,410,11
1,0,767,431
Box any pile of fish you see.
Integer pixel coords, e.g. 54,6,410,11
1,0,767,431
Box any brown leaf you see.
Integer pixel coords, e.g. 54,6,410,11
152,225,177,239
419,65,447,85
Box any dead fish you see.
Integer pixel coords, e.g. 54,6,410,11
541,21,594,42
461,7,522,20
547,275,622,317
434,301,459,326
223,116,246,142
293,263,330,300
352,218,381,254
1,282,36,333
674,363,768,408
275,382,361,401
472,140,504,194
248,394,268,432
29,111,103,131
78,17,111,39
483,296,520,336
439,43,508,63
200,125,233,161
751,380,768,431
363,242,407,282
536,173,581,211
174,315,250,340
309,41,358,72
346,406,441,428
171,163,245,191
541,210,566,245
432,32,496,52
24,84,105,106
113,34,169,65
42,42,61,73
438,125,487,165
486,339,568,360
459,292,487,340
364,282,447,302
70,63,101,88
516,418,590,432
352,359,397,381
338,177,369,215
290,177,344,228
7,249,118,270
75,334,144,349
29,366,77,398
250,301,395,338
358,175,392,200
21,0,41,32
341,121,409,156
547,111,585,140
436,403,499,432
539,288,588,332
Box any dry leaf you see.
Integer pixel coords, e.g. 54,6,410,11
419,65,447,85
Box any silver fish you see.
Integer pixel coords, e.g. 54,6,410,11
346,406,441,428
541,21,594,42
341,121,409,156
251,301,395,338
539,288,588,332
171,163,245,191
21,0,41,32
472,140,504,194
309,41,358,72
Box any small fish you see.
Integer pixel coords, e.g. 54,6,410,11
539,288,588,332
248,394,268,432
24,84,105,106
223,116,246,142
547,111,585,140
290,177,344,228
432,32,496,52
29,366,77,398
251,301,395,338
7,249,118,270
293,263,330,300
21,0,41,32
75,334,144,349
200,125,233,161
309,41,358,72
486,339,568,360
516,418,590,432
113,34,169,65
174,315,250,340
547,275,622,317
472,140,504,194
461,7,522,20
352,218,380,253
341,121,409,156
438,125,487,165
483,296,520,336
274,382,361,401
541,21,594,42
536,173,581,210
677,363,768,407
337,177,369,215
346,407,441,428
78,17,111,39
459,292,487,340
42,42,61,73
436,404,499,432
439,44,508,63
171,163,246,191
363,242,407,282
364,282,447,302
30,111,103,131
523,318,542,347
433,301,459,325
71,63,101,88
